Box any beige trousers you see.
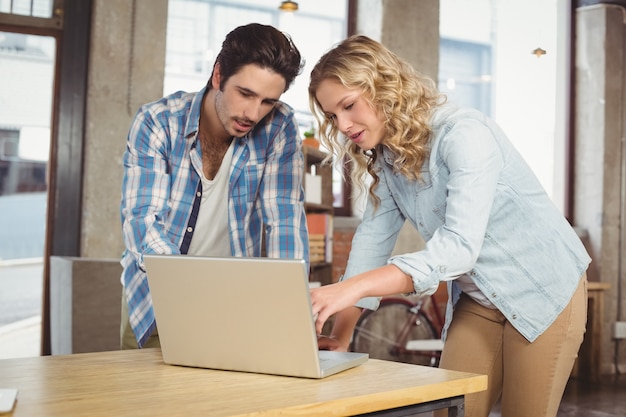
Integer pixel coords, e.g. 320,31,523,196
434,274,587,417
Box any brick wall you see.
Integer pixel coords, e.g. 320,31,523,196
332,226,356,283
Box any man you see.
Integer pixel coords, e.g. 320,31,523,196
120,23,309,349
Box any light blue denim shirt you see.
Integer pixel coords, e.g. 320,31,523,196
343,104,590,343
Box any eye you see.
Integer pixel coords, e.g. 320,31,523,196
344,103,354,110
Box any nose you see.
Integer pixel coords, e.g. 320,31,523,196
335,113,352,134
242,100,264,123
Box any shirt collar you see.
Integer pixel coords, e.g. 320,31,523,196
184,86,208,140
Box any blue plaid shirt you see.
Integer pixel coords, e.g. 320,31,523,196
120,88,309,347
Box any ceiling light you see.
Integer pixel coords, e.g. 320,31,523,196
531,47,547,58
279,1,298,12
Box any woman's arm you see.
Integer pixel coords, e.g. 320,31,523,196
311,264,413,337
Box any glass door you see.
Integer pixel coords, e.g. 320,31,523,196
0,31,56,359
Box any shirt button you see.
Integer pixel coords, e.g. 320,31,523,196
438,265,446,273
491,292,497,298
512,314,517,320
419,222,424,227
196,191,201,197
187,227,193,233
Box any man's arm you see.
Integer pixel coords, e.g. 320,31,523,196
260,107,309,266
120,107,181,270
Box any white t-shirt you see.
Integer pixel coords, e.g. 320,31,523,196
456,274,496,309
187,140,235,257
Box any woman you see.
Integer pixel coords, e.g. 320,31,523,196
308,35,590,417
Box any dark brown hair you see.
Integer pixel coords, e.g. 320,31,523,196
210,23,303,92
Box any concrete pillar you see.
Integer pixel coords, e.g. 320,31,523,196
356,0,439,80
381,0,439,80
81,0,168,259
575,3,626,374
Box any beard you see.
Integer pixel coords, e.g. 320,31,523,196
214,91,255,138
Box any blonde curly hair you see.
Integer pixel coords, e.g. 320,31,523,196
308,35,445,208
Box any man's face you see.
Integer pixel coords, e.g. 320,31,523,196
213,64,287,138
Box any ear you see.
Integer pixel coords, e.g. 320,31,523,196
211,63,221,90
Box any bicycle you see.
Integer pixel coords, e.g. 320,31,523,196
350,290,445,367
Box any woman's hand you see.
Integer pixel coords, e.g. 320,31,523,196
310,265,414,335
310,280,362,335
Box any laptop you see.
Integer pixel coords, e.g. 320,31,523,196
144,255,368,379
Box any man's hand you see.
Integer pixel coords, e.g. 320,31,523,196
317,334,348,351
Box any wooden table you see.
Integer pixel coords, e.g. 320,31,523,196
0,348,487,416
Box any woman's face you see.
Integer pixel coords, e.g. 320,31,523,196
315,79,385,150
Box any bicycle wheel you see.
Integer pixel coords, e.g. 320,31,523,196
351,298,438,366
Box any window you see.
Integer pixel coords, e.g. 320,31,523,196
0,2,62,358
439,38,492,117
164,0,351,214
439,0,565,209
0,33,53,261
0,0,55,17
